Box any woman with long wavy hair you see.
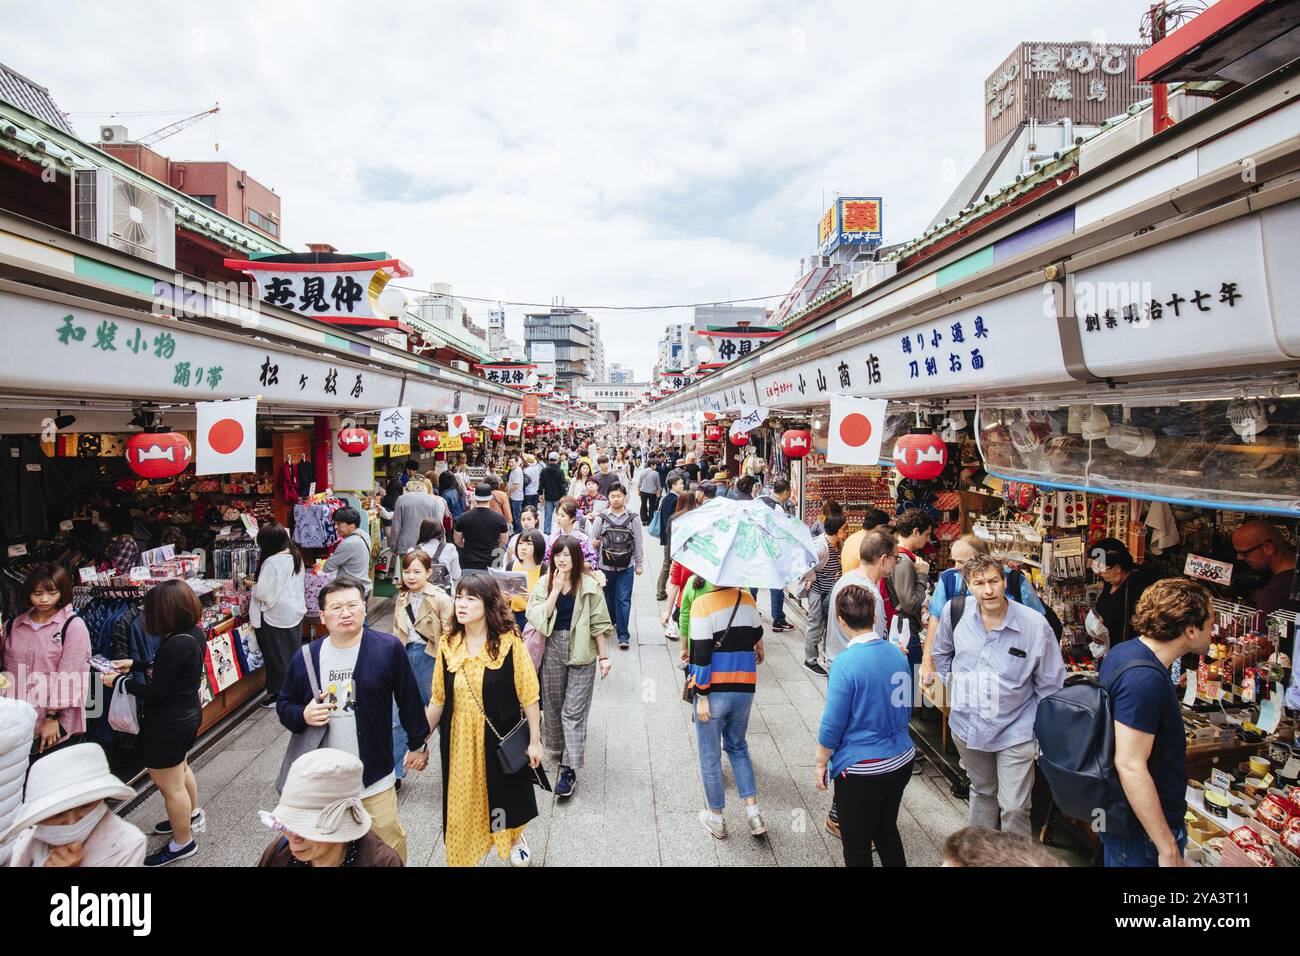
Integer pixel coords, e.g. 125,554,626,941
567,460,594,500
424,573,543,867
525,536,613,799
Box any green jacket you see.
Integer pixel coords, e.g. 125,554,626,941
525,571,613,666
678,577,714,649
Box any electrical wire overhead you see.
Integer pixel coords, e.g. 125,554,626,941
386,285,786,312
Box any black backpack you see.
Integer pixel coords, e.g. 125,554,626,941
427,543,452,593
1033,658,1168,834
597,519,636,570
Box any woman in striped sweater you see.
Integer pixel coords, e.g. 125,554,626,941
814,584,915,867
687,582,767,841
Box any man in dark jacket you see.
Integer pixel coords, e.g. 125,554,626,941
539,452,570,535
277,581,429,865
655,475,684,601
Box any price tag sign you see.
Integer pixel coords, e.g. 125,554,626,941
1210,768,1233,792
1185,554,1233,585
78,567,98,584
240,514,258,536
7,543,27,558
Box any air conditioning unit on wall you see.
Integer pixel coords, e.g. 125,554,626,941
71,168,176,268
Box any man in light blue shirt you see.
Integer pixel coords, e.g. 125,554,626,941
926,554,1065,837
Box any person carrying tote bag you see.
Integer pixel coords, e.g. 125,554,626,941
277,645,326,792
525,536,613,800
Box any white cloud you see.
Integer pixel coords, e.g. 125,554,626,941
14,0,1145,379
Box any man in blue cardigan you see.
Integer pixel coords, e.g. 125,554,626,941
277,581,430,864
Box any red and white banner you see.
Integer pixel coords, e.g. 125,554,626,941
827,396,887,466
196,399,257,476
447,411,473,437
505,418,523,437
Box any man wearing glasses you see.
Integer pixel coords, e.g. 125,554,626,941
1230,520,1300,616
276,581,430,864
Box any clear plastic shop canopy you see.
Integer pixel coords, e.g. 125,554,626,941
975,385,1300,516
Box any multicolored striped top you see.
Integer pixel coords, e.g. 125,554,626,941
687,588,764,696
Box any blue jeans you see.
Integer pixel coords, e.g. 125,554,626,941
544,499,557,535
603,566,635,642
510,498,523,533
393,640,437,779
1102,826,1188,867
694,691,757,810
749,587,786,625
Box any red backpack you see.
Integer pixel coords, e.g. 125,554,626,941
876,547,917,633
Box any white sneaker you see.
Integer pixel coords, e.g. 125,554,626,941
697,809,727,840
509,837,531,867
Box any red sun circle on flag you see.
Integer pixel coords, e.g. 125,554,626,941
209,418,244,455
839,413,873,448
452,415,465,429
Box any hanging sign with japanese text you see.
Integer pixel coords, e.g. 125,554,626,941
1071,212,1287,378
476,362,537,389
696,323,782,366
223,255,413,328
377,406,411,446
1184,553,1234,585
13,293,402,411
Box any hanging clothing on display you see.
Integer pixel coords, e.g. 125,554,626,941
280,461,300,505
298,454,314,498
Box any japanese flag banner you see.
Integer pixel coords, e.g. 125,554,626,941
505,418,523,437
701,411,721,423
729,405,769,439
196,399,257,476
447,412,472,436
481,415,503,432
827,396,887,466
669,417,689,436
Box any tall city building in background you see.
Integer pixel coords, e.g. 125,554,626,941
591,320,607,384
655,322,704,379
608,363,635,383
487,308,524,359
524,306,601,392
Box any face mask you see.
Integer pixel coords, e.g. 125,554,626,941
34,802,107,847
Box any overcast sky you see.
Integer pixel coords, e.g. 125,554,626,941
10,1,1148,379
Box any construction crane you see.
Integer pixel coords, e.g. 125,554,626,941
137,103,220,147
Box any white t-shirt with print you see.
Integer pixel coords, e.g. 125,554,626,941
318,638,395,798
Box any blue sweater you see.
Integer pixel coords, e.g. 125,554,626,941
277,628,430,789
818,639,914,778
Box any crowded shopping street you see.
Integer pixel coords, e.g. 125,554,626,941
2,3,1300,929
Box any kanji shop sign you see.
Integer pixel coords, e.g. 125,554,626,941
660,370,695,391
223,255,413,328
750,285,1070,403
477,362,538,389
697,323,783,366
13,292,401,411
1072,211,1289,378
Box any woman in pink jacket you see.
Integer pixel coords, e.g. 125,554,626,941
0,564,91,757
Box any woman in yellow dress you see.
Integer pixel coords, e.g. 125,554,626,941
426,572,543,867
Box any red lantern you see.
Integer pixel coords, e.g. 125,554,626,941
461,429,479,444
730,431,749,447
491,429,506,442
781,429,812,459
893,432,947,480
125,431,192,479
417,429,441,450
338,427,371,457
524,426,536,438
704,424,724,442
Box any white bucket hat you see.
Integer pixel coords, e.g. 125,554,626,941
2,743,133,841
259,749,371,843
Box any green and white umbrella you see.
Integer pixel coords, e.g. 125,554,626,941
668,497,818,589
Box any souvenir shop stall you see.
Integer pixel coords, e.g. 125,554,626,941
972,390,1300,863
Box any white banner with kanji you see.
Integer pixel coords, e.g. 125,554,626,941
377,406,410,446
728,405,769,439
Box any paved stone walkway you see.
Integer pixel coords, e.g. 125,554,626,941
126,506,974,866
